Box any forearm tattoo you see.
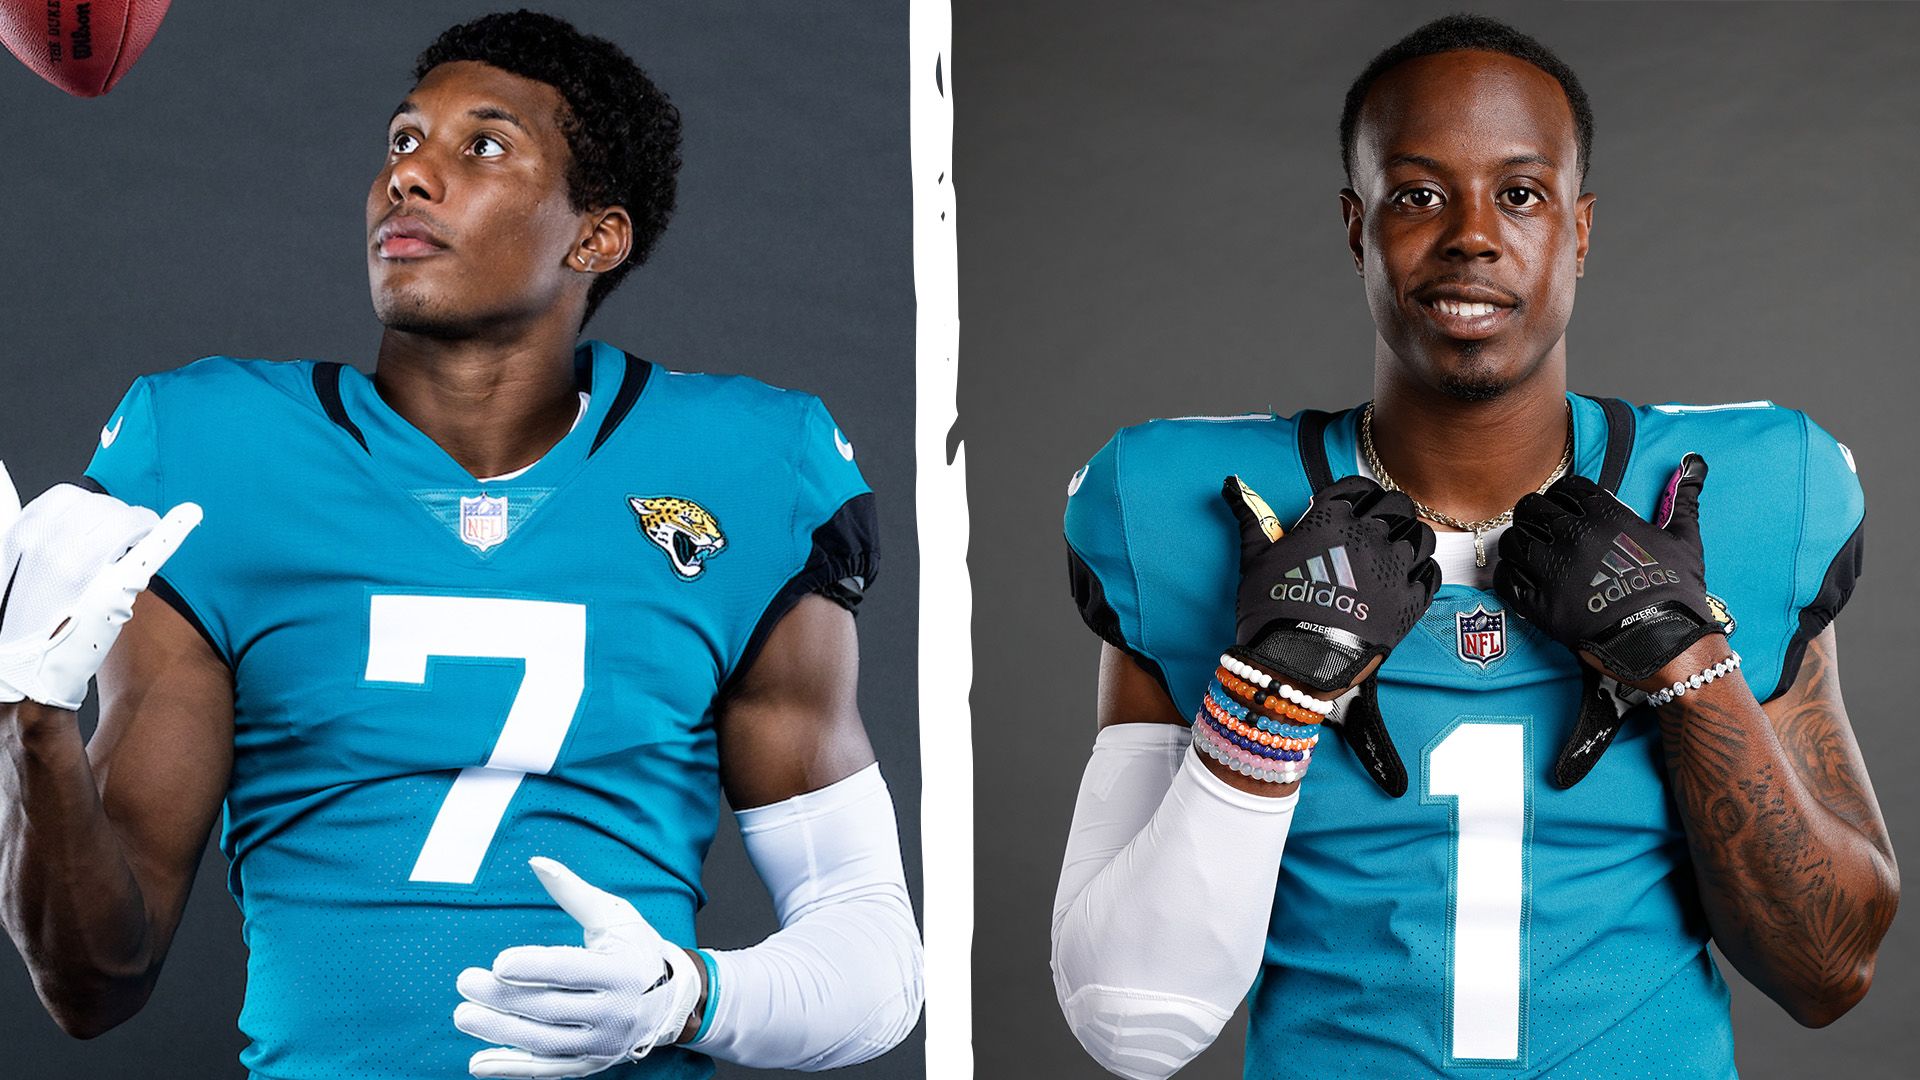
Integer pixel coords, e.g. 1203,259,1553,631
1658,630,1897,1012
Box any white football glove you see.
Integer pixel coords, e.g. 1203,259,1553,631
0,462,202,711
456,857,704,1079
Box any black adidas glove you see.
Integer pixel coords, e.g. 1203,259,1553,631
1224,474,1441,694
1494,454,1723,687
1493,455,1727,789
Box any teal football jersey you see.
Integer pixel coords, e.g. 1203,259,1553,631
85,340,878,1080
1064,394,1864,1077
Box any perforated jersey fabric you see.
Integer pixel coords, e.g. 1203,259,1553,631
85,341,878,1080
1064,394,1863,1077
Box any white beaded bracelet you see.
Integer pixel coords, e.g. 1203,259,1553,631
1219,653,1335,716
1645,651,1742,707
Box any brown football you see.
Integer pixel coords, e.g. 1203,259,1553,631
0,0,172,97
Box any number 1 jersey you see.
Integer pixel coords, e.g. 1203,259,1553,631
85,341,877,1080
1064,395,1863,1077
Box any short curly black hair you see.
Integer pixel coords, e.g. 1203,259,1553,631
1340,13,1593,187
415,9,683,326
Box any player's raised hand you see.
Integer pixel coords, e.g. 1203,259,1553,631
458,857,703,1079
1494,455,1729,787
0,467,202,711
1217,474,1440,797
1223,474,1441,694
1494,454,1722,687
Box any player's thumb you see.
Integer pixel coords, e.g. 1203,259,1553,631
530,856,644,944
1220,475,1284,563
1656,453,1708,549
0,461,20,536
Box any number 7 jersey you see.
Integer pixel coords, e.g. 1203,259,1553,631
1064,395,1864,1078
86,341,878,1080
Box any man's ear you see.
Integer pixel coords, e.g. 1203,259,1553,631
1340,188,1366,275
571,206,634,274
1573,191,1596,278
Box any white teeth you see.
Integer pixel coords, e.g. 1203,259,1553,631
1432,299,1498,318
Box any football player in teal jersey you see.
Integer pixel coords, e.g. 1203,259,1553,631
1052,14,1895,1079
0,11,920,1079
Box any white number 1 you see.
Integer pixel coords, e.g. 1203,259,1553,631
365,595,587,885
1425,720,1530,1063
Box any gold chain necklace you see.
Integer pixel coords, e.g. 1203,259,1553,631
1360,399,1574,568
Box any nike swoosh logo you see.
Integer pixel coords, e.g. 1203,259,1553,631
1067,464,1089,496
833,428,854,462
0,557,20,634
100,416,124,449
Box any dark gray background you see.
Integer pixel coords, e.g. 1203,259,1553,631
959,1,1916,1077
0,2,920,1078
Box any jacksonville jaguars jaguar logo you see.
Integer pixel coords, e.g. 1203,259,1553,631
628,496,727,580
1706,591,1736,636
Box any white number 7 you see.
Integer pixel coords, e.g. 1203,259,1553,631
365,594,587,885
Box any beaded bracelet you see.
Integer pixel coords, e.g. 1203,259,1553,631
1215,668,1324,727
1192,708,1310,784
1220,654,1333,716
1644,651,1742,707
1206,681,1321,740
1198,705,1297,762
1199,705,1311,762
1195,718,1311,783
1203,709,1316,759
1201,693,1318,753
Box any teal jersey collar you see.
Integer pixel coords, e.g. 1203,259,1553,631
318,340,652,488
1307,392,1632,494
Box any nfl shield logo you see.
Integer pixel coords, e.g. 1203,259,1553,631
459,494,509,552
1455,604,1507,669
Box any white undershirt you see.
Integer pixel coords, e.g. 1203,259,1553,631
1354,449,1508,590
477,391,591,483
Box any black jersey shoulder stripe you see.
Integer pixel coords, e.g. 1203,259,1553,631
312,362,370,455
1296,409,1335,491
1590,395,1636,494
588,352,654,457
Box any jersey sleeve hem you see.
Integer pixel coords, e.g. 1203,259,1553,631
720,492,879,695
1064,427,1179,706
1766,515,1863,702
1066,539,1174,705
1765,411,1866,702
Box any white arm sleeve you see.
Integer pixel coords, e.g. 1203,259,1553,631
1051,723,1298,1080
687,763,924,1071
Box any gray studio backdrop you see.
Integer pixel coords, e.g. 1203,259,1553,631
960,2,1917,1078
0,2,920,1078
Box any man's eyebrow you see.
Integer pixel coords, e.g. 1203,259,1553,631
467,105,528,131
386,101,529,131
1383,152,1558,171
